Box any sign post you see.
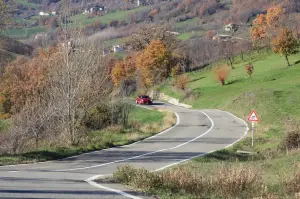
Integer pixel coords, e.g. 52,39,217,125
248,110,260,147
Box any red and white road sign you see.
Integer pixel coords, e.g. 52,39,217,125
248,110,260,122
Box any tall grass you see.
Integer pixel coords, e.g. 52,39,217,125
113,164,265,198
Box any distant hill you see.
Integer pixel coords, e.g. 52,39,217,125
0,35,33,71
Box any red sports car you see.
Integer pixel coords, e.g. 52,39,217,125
136,95,153,105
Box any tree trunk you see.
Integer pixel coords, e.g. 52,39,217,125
228,58,234,69
285,54,291,67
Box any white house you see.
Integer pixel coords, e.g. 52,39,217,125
112,45,122,53
39,11,56,16
39,11,49,16
34,32,49,40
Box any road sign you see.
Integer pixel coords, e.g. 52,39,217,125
248,110,260,147
248,110,260,122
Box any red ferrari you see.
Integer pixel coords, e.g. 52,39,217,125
136,95,153,105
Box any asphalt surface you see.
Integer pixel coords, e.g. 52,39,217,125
0,102,248,199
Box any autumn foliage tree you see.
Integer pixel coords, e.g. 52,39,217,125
175,74,189,90
272,28,299,67
251,5,284,46
245,63,254,79
111,55,136,86
127,24,178,51
251,14,267,41
0,46,58,115
136,40,172,88
214,65,231,86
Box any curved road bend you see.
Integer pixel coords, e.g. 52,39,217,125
0,102,248,199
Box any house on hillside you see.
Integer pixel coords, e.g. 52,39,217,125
39,11,56,16
112,45,122,53
39,11,49,16
225,23,239,32
83,5,105,14
34,32,49,40
212,34,232,42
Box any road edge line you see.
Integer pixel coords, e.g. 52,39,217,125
85,175,142,199
155,110,249,171
0,111,180,168
54,111,212,172
85,110,248,199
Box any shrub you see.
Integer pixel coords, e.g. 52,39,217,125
284,172,300,194
280,129,300,151
245,63,254,79
174,74,190,90
113,165,137,184
171,64,181,79
212,164,263,198
114,164,263,198
214,65,231,86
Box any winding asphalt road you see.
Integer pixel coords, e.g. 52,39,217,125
0,102,248,199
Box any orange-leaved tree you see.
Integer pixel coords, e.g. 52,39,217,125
136,40,172,88
272,27,299,67
245,63,254,79
251,14,267,41
111,61,126,86
175,74,190,90
0,46,58,115
251,5,283,43
111,55,136,86
213,64,231,86
266,5,283,27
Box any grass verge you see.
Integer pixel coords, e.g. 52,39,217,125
0,106,176,166
120,51,300,198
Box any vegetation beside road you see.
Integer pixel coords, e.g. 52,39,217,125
111,51,300,198
0,106,176,166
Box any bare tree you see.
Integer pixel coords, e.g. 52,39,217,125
0,0,11,30
48,32,111,145
127,23,178,51
220,40,235,69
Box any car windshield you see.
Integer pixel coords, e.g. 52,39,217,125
141,95,149,98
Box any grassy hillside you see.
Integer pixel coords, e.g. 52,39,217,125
160,52,300,152
112,51,300,199
71,6,150,26
3,26,49,39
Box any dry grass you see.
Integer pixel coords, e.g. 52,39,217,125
114,164,264,198
284,171,300,195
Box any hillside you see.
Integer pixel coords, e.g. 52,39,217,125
8,0,299,42
0,35,33,70
111,50,300,199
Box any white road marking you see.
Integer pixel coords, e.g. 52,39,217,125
54,110,213,172
8,171,20,173
86,110,249,199
0,106,178,168
85,175,142,199
155,110,249,171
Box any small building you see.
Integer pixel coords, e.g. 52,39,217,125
225,23,239,32
166,31,180,35
212,34,232,42
39,11,49,16
83,5,105,14
39,11,56,16
112,45,122,53
34,32,49,40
